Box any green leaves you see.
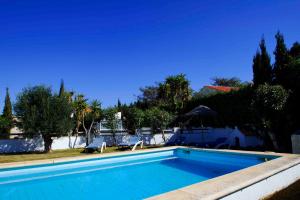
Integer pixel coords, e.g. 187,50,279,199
14,85,74,136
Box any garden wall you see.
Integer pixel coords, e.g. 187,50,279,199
0,128,263,153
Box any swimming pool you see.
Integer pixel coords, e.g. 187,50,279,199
0,148,278,200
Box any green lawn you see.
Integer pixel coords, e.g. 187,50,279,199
0,146,161,164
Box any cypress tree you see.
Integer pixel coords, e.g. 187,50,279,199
117,99,122,111
289,42,300,59
273,32,291,85
252,38,272,86
59,79,65,97
3,88,13,133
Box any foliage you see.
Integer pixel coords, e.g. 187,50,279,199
137,86,159,108
103,107,119,144
144,107,173,136
289,42,300,59
14,86,74,152
186,86,255,128
252,84,289,150
2,88,13,133
211,77,246,87
84,100,102,144
72,94,88,134
59,80,65,97
252,38,272,86
157,74,192,113
273,32,291,86
252,84,288,120
122,106,144,134
0,116,10,139
136,74,191,113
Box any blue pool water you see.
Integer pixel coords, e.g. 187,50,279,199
0,148,277,200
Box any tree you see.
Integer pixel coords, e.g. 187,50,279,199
73,94,88,134
104,107,119,144
72,94,88,147
252,84,288,150
289,42,300,59
14,86,74,152
122,106,144,134
2,88,13,133
59,79,65,97
83,100,102,145
137,86,159,108
252,38,272,86
273,32,291,86
158,74,192,113
144,107,173,142
117,99,122,111
0,116,10,138
211,77,245,87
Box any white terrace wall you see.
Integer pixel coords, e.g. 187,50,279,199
0,128,263,153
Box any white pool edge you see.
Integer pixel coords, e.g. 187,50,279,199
221,162,300,200
147,147,300,200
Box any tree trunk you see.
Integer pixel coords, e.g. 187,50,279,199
73,133,78,148
43,135,53,153
267,131,279,151
161,129,166,143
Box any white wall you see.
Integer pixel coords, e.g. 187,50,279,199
0,128,263,153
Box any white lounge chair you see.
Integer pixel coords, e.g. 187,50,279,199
85,137,106,153
118,136,143,151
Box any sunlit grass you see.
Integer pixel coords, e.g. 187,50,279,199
0,145,163,164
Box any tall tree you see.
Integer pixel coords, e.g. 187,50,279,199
273,32,291,86
289,42,300,59
2,88,13,133
14,86,74,152
59,79,65,97
252,38,272,86
158,74,191,113
117,99,122,111
104,107,119,145
83,100,102,145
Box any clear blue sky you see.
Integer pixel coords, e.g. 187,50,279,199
0,0,300,108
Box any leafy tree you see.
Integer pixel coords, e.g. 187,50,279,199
158,74,191,113
14,86,74,152
2,88,13,133
0,116,10,139
122,106,144,134
252,38,272,86
211,77,245,87
73,94,88,134
104,107,119,144
83,100,102,145
144,107,173,142
252,84,288,150
137,86,159,108
273,32,291,86
289,42,300,59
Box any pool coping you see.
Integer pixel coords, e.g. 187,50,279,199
147,147,300,200
0,146,299,200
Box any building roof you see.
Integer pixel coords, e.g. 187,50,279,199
204,85,239,92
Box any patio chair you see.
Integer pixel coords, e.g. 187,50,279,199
85,137,107,153
118,135,143,151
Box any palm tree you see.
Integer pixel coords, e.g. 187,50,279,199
83,100,101,145
72,94,88,148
